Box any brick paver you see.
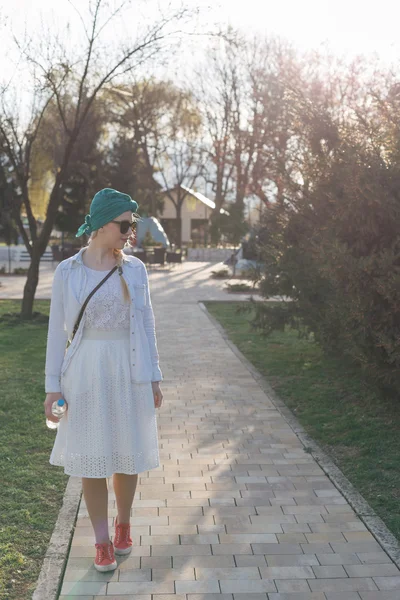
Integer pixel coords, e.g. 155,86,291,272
29,261,399,599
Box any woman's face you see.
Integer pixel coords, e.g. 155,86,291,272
101,211,135,248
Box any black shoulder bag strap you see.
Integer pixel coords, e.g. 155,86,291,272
66,265,120,348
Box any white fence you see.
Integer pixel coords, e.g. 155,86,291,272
0,245,53,270
1,244,237,269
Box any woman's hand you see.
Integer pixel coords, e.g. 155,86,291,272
152,382,163,409
44,392,67,423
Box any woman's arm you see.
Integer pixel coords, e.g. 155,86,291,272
45,263,68,393
141,264,163,382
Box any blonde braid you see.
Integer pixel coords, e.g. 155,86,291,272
112,247,131,303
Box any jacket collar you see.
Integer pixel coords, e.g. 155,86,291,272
71,246,137,268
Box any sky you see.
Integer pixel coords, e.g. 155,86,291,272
215,0,400,65
2,0,400,74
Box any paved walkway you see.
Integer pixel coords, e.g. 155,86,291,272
0,261,269,301
25,261,400,598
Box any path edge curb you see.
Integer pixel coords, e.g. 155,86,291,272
32,476,82,600
199,300,400,570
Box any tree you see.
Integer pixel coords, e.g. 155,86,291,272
100,79,179,215
248,50,400,396
0,0,192,317
195,34,296,243
195,36,237,243
153,87,204,248
0,150,20,247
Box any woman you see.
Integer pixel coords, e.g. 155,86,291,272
43,188,164,572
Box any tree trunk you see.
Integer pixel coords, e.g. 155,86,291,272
209,213,220,245
20,245,42,318
176,203,182,250
19,154,71,317
20,230,54,319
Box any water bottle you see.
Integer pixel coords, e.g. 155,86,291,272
46,398,67,430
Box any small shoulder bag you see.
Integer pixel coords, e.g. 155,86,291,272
66,264,121,348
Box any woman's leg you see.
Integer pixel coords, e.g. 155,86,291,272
112,473,138,524
81,477,109,544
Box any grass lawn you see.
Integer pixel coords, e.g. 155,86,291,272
205,301,400,543
0,300,72,600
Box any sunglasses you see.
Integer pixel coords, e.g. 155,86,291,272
110,220,137,234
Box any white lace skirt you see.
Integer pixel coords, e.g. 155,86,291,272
49,327,160,478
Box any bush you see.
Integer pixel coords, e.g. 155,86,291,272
210,268,230,279
13,268,29,275
225,282,254,293
252,146,400,397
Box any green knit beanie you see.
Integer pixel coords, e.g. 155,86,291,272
75,188,139,237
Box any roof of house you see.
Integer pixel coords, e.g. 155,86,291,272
163,184,230,216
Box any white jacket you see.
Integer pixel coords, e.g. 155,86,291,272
45,247,163,393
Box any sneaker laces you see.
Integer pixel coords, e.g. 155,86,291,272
95,541,113,562
115,519,132,545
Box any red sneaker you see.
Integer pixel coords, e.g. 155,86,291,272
94,540,117,572
113,515,133,555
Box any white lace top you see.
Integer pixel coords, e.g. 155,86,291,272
83,265,130,330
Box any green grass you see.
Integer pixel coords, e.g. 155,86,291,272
0,300,71,600
205,301,400,542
